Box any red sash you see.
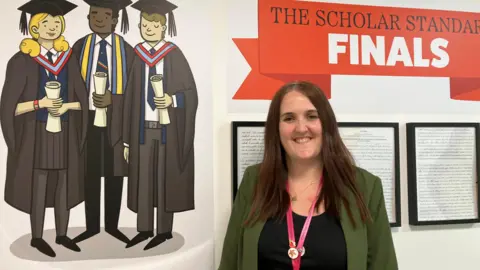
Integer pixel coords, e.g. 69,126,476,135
134,42,177,67
33,48,72,75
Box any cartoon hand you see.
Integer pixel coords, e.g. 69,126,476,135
93,90,112,108
48,104,69,116
40,96,63,109
124,146,129,163
154,94,172,109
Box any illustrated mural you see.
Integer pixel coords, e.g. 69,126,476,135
0,0,198,259
0,0,89,258
71,0,133,246
122,0,198,250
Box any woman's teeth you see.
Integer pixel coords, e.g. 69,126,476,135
294,137,311,143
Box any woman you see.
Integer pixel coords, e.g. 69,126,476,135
0,0,88,258
218,81,398,269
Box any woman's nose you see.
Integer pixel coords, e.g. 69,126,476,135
295,120,308,132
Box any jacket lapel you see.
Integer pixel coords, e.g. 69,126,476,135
340,202,360,270
339,188,369,270
243,220,265,270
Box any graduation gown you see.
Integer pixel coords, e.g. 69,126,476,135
123,42,198,213
0,50,89,214
72,33,135,176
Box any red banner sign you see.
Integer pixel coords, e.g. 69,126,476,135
232,0,480,101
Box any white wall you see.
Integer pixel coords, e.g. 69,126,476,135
213,0,480,269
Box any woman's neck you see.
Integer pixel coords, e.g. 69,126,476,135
287,158,323,183
38,38,54,50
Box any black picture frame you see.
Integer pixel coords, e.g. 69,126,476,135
231,121,402,227
338,122,401,227
406,122,480,226
231,121,265,199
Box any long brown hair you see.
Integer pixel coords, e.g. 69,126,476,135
244,81,371,227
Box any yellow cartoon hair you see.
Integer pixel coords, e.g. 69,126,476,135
141,12,167,24
19,13,69,57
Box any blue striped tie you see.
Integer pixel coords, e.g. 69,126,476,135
147,48,156,110
46,52,56,81
96,39,109,90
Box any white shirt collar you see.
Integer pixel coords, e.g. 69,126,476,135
40,46,59,57
95,33,113,46
141,40,166,52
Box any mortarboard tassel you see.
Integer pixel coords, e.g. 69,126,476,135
168,11,176,37
121,7,129,34
19,11,28,35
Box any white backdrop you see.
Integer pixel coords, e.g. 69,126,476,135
0,0,214,269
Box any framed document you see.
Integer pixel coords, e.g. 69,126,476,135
232,121,402,227
406,122,480,226
338,122,401,227
232,121,265,198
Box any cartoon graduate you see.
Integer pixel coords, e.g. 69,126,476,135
71,0,135,244
122,0,198,250
0,0,88,257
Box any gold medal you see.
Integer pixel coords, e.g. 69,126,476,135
288,247,299,259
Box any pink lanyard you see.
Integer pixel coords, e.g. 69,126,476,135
286,176,323,270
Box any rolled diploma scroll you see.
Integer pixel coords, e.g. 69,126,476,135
150,74,171,125
45,81,62,133
93,72,107,127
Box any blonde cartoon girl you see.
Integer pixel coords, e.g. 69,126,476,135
0,0,88,257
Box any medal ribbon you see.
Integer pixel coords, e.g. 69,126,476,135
286,175,323,270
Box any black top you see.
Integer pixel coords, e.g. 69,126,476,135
258,211,348,270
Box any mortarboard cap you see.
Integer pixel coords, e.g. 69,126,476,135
131,0,178,37
83,0,133,34
18,0,77,35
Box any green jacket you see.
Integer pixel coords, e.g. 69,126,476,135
218,164,398,270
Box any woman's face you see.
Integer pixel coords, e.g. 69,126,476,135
278,90,322,162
